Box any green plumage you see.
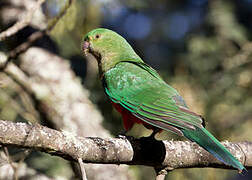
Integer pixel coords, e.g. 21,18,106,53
82,28,246,172
104,62,202,130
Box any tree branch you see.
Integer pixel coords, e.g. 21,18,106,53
0,0,74,69
0,120,251,171
0,148,52,180
0,0,46,41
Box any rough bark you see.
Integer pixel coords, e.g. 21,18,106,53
0,120,251,171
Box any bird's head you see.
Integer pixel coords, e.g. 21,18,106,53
82,28,142,73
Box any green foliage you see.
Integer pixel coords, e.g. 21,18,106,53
27,152,74,178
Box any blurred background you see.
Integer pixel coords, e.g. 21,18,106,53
1,0,252,179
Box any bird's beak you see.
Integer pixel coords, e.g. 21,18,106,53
82,40,101,61
82,41,90,56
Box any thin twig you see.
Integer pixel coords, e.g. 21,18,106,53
47,0,73,32
3,147,18,180
8,31,44,60
78,158,88,180
0,0,74,70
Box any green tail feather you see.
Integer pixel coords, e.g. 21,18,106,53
182,127,245,171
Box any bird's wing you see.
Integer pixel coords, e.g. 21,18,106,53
103,61,204,135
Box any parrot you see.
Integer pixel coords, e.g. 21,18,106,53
81,28,246,173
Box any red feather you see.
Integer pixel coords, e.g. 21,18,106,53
111,101,160,131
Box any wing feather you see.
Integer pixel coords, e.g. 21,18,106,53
104,61,204,134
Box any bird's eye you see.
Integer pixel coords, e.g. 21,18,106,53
95,34,100,39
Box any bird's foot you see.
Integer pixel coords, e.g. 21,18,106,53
117,134,127,140
116,130,128,139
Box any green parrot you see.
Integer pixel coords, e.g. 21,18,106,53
82,28,246,173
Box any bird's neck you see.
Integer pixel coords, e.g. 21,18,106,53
99,50,143,75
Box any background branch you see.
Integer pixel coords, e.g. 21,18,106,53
2,47,132,179
0,119,251,171
0,0,46,41
1,0,74,68
0,148,52,180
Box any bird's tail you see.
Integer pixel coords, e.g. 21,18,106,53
182,127,246,173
